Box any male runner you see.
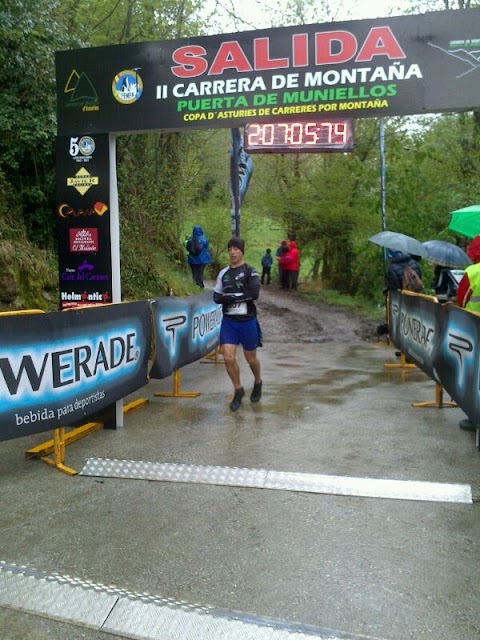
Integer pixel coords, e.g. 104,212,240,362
213,237,263,412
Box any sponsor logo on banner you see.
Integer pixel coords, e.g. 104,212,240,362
3,327,137,411
112,69,143,104
69,136,95,163
69,228,99,252
67,167,99,195
443,38,480,74
191,306,223,342
0,303,150,437
61,260,109,282
61,291,111,306
161,314,188,356
64,69,99,112
447,329,473,382
58,202,108,218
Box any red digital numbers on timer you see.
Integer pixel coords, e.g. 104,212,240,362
244,120,354,153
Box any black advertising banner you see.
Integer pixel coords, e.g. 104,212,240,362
56,133,112,309
432,305,480,425
150,292,222,379
388,292,441,380
56,9,480,135
0,302,151,441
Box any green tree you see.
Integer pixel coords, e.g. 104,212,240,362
0,0,82,246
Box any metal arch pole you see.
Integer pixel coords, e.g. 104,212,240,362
379,118,390,329
109,133,124,428
109,133,121,304
379,117,387,271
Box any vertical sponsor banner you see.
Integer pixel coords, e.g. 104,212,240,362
432,305,480,424
150,292,222,379
394,293,441,379
229,128,252,236
56,133,112,309
0,302,151,441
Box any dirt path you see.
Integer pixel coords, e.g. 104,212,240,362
255,282,379,344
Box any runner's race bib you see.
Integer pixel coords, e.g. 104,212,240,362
226,301,247,315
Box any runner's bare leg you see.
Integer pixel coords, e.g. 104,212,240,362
243,349,261,384
221,344,242,389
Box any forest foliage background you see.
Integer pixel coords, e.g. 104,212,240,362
1,0,479,314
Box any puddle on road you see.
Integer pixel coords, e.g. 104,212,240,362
256,369,391,415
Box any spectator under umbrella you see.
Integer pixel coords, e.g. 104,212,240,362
456,235,480,309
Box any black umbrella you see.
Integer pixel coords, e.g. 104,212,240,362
368,231,427,257
422,240,471,269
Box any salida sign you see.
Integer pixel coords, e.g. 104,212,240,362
56,9,480,135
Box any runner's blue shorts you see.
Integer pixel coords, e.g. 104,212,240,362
220,317,262,351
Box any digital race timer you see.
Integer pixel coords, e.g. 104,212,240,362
244,119,354,153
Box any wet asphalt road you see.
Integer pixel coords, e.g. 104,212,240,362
1,340,479,640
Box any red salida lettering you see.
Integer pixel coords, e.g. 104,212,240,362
210,41,253,75
292,33,309,66
356,27,406,62
315,31,357,64
170,27,406,78
171,45,208,78
251,38,289,70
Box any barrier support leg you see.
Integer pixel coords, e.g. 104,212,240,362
382,294,390,346
25,398,148,475
26,422,104,463
201,345,224,364
123,397,149,414
154,369,200,398
412,383,457,408
38,428,77,476
384,353,417,370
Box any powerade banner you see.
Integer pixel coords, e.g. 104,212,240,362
388,291,441,380
432,305,480,425
56,133,112,309
55,9,480,135
0,303,151,441
150,292,222,379
3,290,480,442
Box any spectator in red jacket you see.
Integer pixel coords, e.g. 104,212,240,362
281,240,301,290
